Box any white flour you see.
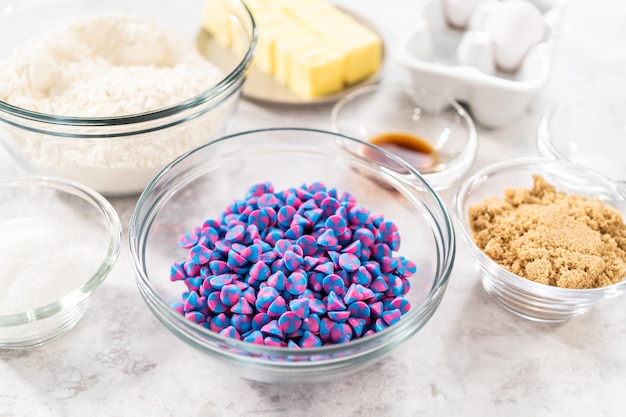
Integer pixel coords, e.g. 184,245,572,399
0,15,223,117
0,16,235,195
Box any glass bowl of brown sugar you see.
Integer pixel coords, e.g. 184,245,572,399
452,157,626,322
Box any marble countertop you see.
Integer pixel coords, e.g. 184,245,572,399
2,0,626,415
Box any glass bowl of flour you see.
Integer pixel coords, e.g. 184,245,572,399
0,0,257,196
0,175,122,348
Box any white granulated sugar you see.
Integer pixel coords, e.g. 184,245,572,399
0,15,223,117
0,216,101,316
0,16,234,195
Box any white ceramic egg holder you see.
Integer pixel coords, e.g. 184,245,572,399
395,0,567,128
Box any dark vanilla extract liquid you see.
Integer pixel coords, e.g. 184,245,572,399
369,132,438,170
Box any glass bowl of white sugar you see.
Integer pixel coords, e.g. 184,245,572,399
0,0,257,196
0,176,122,348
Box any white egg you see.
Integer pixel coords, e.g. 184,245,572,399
457,30,495,74
467,0,501,31
441,0,487,29
482,0,547,72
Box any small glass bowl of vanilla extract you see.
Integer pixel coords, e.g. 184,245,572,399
331,84,477,190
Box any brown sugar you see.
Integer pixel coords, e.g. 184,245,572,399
469,175,626,289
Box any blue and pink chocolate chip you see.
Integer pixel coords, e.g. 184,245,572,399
169,182,416,347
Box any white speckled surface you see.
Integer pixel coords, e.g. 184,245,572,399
2,0,626,415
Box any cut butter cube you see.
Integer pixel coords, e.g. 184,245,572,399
251,8,287,29
331,29,382,84
202,1,232,47
206,0,384,97
284,1,336,23
304,11,357,34
304,12,383,84
263,0,305,8
254,21,304,74
289,46,346,98
274,36,322,84
243,0,268,13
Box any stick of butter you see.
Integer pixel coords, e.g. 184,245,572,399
202,0,382,98
289,44,346,98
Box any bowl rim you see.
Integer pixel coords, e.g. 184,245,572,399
536,107,565,160
452,156,626,297
0,0,258,127
129,127,456,357
537,104,626,186
0,175,122,325
329,83,478,176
